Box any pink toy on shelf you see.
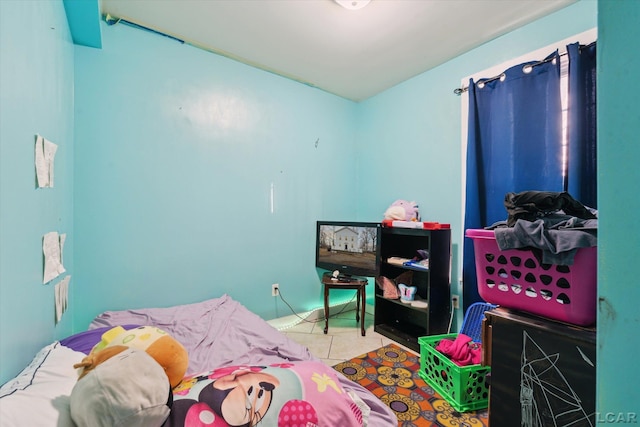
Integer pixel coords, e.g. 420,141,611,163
383,200,421,222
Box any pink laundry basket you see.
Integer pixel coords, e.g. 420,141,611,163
465,229,597,326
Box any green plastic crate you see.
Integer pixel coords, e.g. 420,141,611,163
418,334,490,412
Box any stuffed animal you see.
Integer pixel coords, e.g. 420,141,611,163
384,200,421,222
78,325,188,389
73,345,131,381
70,347,172,427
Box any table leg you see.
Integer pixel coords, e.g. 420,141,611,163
324,284,329,334
360,286,366,336
356,288,360,322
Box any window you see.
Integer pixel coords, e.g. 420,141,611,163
456,28,597,286
459,28,596,209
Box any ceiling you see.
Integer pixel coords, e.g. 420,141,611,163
100,0,576,102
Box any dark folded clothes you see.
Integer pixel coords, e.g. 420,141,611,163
494,218,597,265
504,191,596,227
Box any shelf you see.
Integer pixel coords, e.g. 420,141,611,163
375,226,451,349
381,227,432,237
374,323,425,353
382,261,429,273
375,295,429,313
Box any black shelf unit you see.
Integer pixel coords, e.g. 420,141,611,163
374,227,451,352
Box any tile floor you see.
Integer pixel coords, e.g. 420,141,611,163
272,305,416,366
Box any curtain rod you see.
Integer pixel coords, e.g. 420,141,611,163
454,49,572,96
102,13,322,94
104,14,186,44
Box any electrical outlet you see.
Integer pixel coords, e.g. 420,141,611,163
451,295,459,309
271,283,279,297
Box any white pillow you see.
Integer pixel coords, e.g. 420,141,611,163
0,342,85,427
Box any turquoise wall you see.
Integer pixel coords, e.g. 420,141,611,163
597,0,640,419
4,1,638,415
359,0,597,327
0,1,75,382
73,22,361,328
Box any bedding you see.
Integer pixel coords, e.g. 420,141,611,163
0,342,84,426
165,362,367,426
0,294,396,426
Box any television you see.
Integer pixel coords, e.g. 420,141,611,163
315,221,381,278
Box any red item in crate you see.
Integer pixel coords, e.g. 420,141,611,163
435,333,482,366
465,228,596,326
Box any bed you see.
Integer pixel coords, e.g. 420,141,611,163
0,294,397,426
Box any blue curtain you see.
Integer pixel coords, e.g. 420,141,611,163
566,42,597,208
462,51,563,309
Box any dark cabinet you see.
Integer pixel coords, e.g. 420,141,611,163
373,227,451,352
483,308,596,427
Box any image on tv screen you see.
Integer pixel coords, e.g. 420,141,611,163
317,224,378,272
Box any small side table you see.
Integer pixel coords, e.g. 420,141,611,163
321,272,368,336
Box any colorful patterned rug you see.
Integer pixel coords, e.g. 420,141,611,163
333,344,489,427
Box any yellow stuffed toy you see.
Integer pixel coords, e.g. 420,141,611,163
77,325,188,389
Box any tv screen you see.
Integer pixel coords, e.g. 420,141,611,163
315,221,381,278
